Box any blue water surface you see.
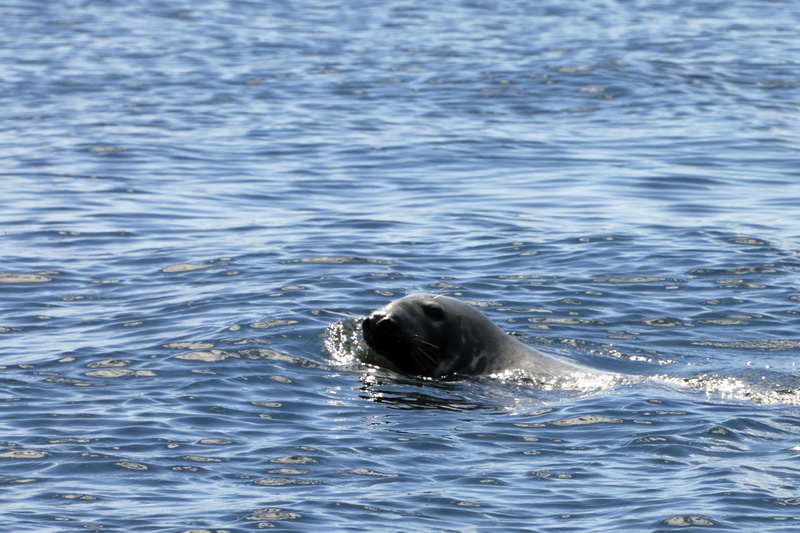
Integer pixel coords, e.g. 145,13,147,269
2,0,800,531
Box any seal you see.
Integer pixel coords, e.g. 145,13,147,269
362,294,588,378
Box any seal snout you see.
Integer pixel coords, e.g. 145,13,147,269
363,311,397,340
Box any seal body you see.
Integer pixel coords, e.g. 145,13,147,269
362,294,586,378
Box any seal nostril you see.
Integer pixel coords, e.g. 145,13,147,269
373,315,395,334
363,312,395,336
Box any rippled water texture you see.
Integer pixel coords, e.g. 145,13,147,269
2,0,800,531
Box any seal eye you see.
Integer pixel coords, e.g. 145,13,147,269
423,303,445,321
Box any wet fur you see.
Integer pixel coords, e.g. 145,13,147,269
362,294,586,378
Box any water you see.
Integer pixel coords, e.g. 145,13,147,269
2,0,800,530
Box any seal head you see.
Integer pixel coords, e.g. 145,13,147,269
363,294,493,377
362,294,586,379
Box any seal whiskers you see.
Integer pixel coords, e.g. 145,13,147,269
406,336,441,374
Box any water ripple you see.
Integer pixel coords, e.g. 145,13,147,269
3,0,800,530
